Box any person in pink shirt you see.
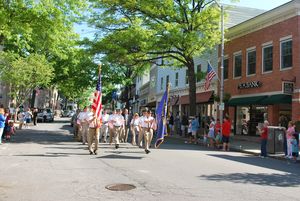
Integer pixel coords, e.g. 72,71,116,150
285,121,295,159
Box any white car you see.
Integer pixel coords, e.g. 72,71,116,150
37,109,54,122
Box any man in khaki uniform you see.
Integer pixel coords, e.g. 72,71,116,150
111,109,124,149
78,107,92,145
108,110,116,144
87,114,100,155
139,109,155,154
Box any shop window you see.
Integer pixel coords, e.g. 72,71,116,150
160,77,164,90
223,58,229,80
234,54,242,78
262,45,273,73
175,72,179,87
247,50,256,75
281,39,292,69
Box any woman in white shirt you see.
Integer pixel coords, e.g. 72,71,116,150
130,113,140,145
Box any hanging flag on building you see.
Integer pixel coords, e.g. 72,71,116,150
204,62,217,91
155,83,170,148
92,65,103,121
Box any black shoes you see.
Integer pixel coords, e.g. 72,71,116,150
94,151,98,155
89,151,93,155
145,149,151,154
115,144,119,149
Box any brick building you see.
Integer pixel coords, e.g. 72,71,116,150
222,0,300,136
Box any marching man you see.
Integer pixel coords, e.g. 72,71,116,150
100,109,110,143
139,108,155,154
111,109,125,149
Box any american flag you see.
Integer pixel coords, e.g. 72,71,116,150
92,67,102,121
204,62,217,91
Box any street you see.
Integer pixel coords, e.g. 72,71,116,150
0,118,300,201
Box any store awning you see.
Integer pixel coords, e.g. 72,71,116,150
227,95,268,106
260,94,292,105
180,91,213,105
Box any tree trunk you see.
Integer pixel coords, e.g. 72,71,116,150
187,59,197,117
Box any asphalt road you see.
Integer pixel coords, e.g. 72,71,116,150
0,118,300,201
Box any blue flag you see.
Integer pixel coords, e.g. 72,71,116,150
155,89,169,148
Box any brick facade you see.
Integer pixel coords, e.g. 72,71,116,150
220,3,300,131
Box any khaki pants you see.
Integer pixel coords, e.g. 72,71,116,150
88,128,100,153
120,126,129,143
138,128,144,147
131,126,139,145
109,127,114,144
113,126,122,145
81,123,89,144
100,124,108,143
142,128,151,150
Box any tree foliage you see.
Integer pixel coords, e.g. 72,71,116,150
89,0,222,115
0,52,54,107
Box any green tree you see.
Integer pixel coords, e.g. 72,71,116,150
89,0,223,115
0,52,54,107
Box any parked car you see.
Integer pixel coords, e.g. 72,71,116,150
37,108,54,122
70,113,77,127
61,110,75,117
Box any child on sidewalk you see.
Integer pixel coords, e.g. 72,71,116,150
291,135,299,162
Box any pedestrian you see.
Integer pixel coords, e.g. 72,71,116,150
33,108,38,126
4,121,15,141
121,109,130,143
168,113,174,136
207,117,215,148
0,108,8,144
100,109,109,143
285,121,295,159
190,116,199,144
181,112,189,137
174,112,181,135
137,110,147,148
139,109,155,154
24,108,33,129
111,109,125,149
258,120,269,158
17,110,25,130
87,113,100,155
130,113,140,146
291,135,299,163
77,106,93,145
222,116,231,151
108,110,116,144
214,119,222,149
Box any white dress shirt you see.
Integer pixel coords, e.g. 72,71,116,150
113,114,124,127
139,116,154,128
102,114,110,125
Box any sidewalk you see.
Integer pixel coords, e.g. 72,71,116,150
168,134,298,161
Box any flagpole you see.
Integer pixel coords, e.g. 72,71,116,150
95,63,102,129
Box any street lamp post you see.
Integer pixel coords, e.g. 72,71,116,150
213,1,225,135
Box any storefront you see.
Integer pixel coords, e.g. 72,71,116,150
228,94,292,136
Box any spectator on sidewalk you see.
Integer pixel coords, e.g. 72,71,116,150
190,116,199,144
33,108,38,126
207,117,215,148
222,116,231,151
168,113,174,136
285,121,295,159
175,112,180,136
24,108,32,129
181,113,189,137
291,135,299,163
0,108,8,144
17,110,25,130
258,120,269,158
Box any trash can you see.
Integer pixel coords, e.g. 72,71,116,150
267,126,285,154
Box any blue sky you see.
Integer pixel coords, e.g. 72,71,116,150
74,0,292,39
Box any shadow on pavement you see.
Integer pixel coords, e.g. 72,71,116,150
13,154,69,157
199,172,300,187
96,154,144,160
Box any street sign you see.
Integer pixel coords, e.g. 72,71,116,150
219,103,225,111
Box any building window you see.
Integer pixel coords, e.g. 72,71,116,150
196,64,202,82
281,39,292,69
166,75,169,89
247,50,256,75
185,69,189,84
224,58,228,80
263,45,273,72
175,72,179,87
234,53,242,78
160,77,164,90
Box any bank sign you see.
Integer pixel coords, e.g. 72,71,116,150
282,81,294,95
238,81,262,89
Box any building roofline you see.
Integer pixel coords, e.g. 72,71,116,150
227,0,297,39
